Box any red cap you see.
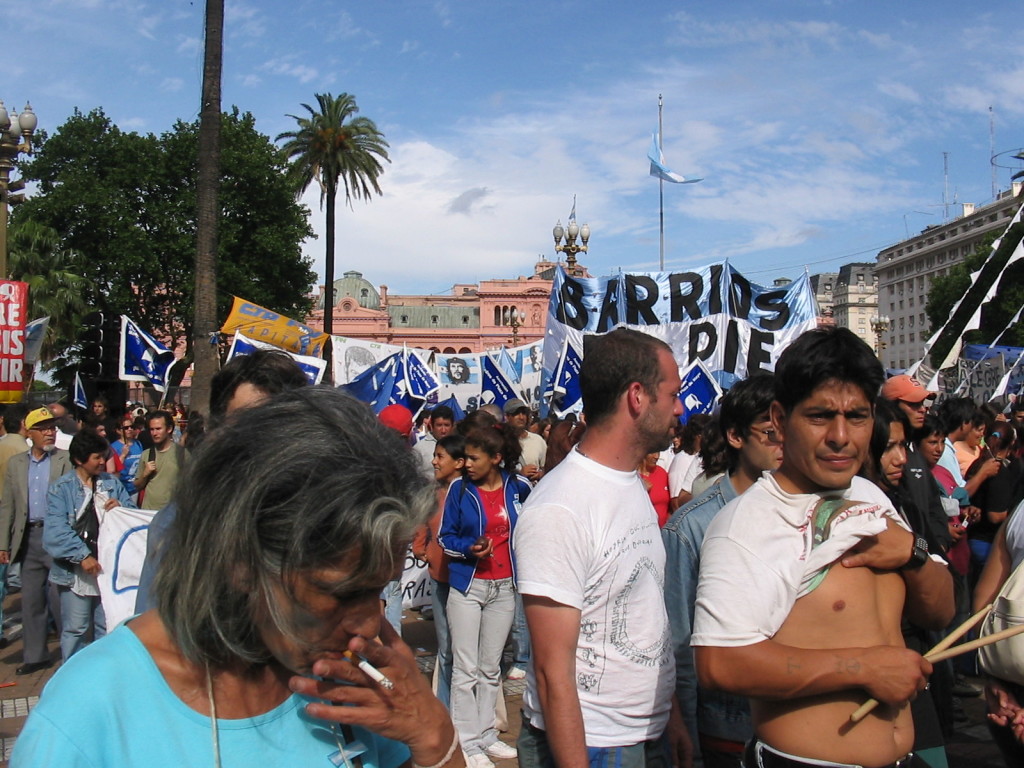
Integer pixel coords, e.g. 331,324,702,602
881,374,937,403
378,404,414,438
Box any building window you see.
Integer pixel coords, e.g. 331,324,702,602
494,307,501,326
462,315,469,325
431,315,439,325
909,332,915,342
361,288,368,298
400,315,408,324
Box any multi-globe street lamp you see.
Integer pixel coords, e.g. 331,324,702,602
509,309,526,346
0,101,38,279
870,314,891,359
552,217,590,277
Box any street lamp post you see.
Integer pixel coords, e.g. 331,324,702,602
0,101,38,280
870,315,891,361
552,217,590,277
509,309,526,346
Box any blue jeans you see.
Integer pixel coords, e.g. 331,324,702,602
518,712,672,768
512,590,530,667
431,579,453,707
58,586,106,661
448,577,515,755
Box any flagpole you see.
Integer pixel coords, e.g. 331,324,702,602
658,94,665,271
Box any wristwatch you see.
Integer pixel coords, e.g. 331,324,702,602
901,536,929,570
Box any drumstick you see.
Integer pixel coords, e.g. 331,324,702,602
926,623,1024,664
849,604,994,723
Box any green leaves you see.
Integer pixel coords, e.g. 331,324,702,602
12,106,315,374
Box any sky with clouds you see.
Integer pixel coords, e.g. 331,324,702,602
8,0,1024,295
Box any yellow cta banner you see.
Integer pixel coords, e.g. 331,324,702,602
220,297,328,357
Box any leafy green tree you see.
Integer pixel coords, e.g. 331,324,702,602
13,107,316,382
925,223,1024,366
7,219,92,373
277,92,389,380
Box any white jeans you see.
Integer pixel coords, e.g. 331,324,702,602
447,577,515,755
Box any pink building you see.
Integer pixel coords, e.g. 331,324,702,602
306,258,589,353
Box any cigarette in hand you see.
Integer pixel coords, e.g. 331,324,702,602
343,651,394,690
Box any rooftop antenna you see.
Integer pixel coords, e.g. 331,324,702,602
990,106,997,200
943,152,950,222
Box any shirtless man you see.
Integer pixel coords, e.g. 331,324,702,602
692,327,953,768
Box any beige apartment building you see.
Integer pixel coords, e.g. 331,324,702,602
875,182,1023,370
809,263,878,349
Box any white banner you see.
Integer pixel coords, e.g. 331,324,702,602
542,263,820,395
332,336,405,386
96,505,157,630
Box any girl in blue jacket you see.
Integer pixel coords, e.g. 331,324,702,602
439,424,531,766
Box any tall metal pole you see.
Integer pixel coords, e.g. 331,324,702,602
658,94,665,271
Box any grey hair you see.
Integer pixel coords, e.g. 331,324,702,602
153,386,433,669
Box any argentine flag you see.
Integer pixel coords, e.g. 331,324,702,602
649,133,702,184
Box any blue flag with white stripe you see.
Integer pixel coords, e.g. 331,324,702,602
403,348,439,400
119,316,176,392
552,339,583,416
678,358,721,423
480,353,518,411
341,352,408,414
73,371,88,410
227,332,326,385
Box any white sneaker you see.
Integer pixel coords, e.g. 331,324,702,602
484,741,518,760
466,752,495,768
506,666,526,681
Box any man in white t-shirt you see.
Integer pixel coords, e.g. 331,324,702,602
504,399,546,484
692,327,953,768
412,405,455,478
514,328,691,768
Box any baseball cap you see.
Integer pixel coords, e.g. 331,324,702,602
881,374,937,403
503,398,529,416
378,404,413,438
25,407,59,431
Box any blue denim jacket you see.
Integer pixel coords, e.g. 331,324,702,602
662,474,752,765
44,471,137,587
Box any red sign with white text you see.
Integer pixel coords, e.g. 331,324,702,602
0,281,28,403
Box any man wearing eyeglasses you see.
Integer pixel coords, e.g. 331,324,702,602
0,407,73,674
662,373,782,768
111,420,144,497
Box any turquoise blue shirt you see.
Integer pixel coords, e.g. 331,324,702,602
12,623,411,768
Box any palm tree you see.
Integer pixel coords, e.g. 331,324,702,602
277,93,389,380
8,218,92,366
191,0,224,415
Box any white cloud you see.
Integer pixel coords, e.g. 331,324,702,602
160,77,184,93
226,1,267,39
260,57,319,85
177,36,201,56
877,81,921,104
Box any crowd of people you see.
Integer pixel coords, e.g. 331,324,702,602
2,330,1024,768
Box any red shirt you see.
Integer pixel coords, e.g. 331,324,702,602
642,465,671,527
475,486,513,579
